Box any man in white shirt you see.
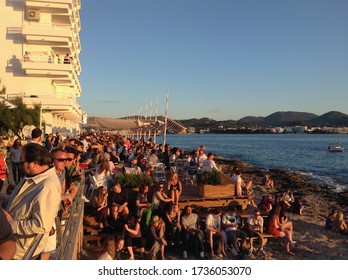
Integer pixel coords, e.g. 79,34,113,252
201,153,219,172
3,143,61,259
247,208,265,255
232,170,243,196
181,205,204,259
205,207,226,257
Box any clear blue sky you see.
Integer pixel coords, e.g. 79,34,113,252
79,0,348,121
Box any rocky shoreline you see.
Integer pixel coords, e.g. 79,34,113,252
214,157,348,260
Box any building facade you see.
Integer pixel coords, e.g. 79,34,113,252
0,0,83,135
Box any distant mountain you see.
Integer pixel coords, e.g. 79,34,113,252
179,118,237,130
263,111,318,126
238,116,265,125
178,111,348,130
309,111,348,126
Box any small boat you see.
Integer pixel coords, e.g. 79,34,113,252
327,145,344,152
327,135,344,152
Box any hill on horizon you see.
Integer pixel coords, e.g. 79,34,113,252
179,111,348,129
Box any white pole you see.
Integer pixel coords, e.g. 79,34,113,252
154,97,158,143
148,101,152,140
163,91,169,146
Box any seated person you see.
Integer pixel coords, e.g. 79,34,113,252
258,196,273,213
123,215,146,260
201,153,219,172
325,209,337,230
167,172,183,205
333,211,348,235
247,208,265,255
91,186,109,229
135,184,152,226
148,215,167,260
268,205,296,255
232,170,252,196
205,207,226,258
164,204,182,246
181,205,205,259
151,183,173,217
262,174,274,189
222,205,247,257
97,236,115,260
290,197,304,215
108,182,129,221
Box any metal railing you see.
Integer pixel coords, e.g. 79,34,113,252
54,172,85,260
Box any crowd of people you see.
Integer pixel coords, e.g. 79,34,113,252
0,129,347,261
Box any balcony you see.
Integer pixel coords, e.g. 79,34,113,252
22,22,81,56
22,95,83,122
25,0,80,14
21,58,81,96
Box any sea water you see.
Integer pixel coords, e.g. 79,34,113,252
156,134,348,192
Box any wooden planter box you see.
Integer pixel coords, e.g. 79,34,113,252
199,183,235,198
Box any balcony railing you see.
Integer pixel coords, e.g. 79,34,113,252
22,22,82,58
21,55,81,95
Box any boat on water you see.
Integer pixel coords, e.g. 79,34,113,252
327,144,344,152
327,135,344,152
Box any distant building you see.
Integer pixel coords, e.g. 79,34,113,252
0,1,83,135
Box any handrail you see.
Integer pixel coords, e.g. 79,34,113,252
54,171,85,260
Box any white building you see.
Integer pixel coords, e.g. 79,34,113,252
0,0,83,135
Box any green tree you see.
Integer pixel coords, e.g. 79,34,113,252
0,97,40,138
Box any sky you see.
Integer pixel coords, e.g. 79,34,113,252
78,0,348,121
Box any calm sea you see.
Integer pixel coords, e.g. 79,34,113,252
156,134,348,192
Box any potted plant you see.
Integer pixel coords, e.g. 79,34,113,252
197,170,234,198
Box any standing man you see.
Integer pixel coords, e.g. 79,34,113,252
29,127,43,145
3,143,61,259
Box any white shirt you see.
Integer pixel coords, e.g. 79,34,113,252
205,214,221,231
232,175,242,196
98,251,113,260
201,159,219,172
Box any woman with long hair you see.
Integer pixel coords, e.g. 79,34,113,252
268,204,296,255
164,204,182,246
95,160,111,188
333,211,348,235
92,186,109,229
167,172,182,205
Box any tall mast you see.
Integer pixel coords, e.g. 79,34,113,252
154,97,158,143
163,91,169,146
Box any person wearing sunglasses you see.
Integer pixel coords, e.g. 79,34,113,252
3,143,61,259
247,209,265,256
64,145,81,201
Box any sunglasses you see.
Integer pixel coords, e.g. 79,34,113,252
54,158,74,162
